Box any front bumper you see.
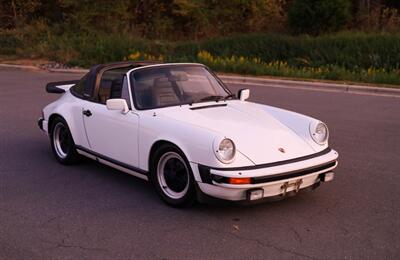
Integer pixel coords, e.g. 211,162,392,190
194,148,339,203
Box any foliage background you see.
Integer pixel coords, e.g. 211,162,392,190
0,0,399,85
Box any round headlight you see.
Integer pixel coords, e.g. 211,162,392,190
310,121,329,145
214,138,236,163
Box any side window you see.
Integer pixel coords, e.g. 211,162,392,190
98,78,112,104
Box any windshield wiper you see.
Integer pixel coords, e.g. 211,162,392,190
199,95,224,102
189,94,235,105
223,94,236,100
189,95,223,105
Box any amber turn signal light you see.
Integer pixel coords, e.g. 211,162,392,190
228,177,251,185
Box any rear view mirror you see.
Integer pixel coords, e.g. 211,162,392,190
238,88,250,101
106,99,129,114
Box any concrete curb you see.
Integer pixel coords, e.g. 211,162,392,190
47,68,88,73
0,63,41,71
0,64,88,73
1,63,399,97
219,75,400,97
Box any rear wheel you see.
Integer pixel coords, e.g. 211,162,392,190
50,117,80,164
150,144,196,207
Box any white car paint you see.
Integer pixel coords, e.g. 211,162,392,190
152,101,320,165
39,63,338,202
83,102,140,168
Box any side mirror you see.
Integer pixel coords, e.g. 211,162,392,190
238,88,250,101
106,99,129,114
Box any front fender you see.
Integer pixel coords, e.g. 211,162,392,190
138,113,255,172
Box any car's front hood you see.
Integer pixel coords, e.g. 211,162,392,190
158,101,316,165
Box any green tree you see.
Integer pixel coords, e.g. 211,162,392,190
171,0,208,39
58,0,133,33
0,0,41,29
288,0,351,35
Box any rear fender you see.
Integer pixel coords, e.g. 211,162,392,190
43,92,90,148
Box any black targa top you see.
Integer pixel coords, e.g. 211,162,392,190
45,61,161,94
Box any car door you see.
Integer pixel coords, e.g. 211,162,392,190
82,70,140,168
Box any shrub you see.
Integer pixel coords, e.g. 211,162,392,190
44,33,163,67
0,30,21,55
3,28,399,86
197,50,400,85
188,32,400,70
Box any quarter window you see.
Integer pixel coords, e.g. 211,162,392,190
71,74,88,97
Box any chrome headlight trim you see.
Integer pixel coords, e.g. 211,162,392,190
309,121,329,145
213,138,236,164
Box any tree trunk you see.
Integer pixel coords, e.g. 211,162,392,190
11,0,17,28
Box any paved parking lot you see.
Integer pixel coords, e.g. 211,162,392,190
1,68,399,259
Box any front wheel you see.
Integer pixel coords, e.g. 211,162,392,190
50,117,80,164
150,145,196,207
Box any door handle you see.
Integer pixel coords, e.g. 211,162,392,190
83,109,92,117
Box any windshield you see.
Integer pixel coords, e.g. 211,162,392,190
129,65,232,110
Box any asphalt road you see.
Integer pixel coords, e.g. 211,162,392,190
1,68,399,260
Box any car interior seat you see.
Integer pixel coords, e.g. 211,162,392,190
110,78,123,99
98,79,112,104
152,77,179,106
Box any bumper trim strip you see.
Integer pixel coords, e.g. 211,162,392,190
210,160,336,185
252,160,336,184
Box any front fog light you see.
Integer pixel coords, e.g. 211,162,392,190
246,189,264,201
321,172,335,182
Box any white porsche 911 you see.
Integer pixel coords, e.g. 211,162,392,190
38,61,338,207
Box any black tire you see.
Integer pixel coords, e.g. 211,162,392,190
49,117,80,165
150,144,196,207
